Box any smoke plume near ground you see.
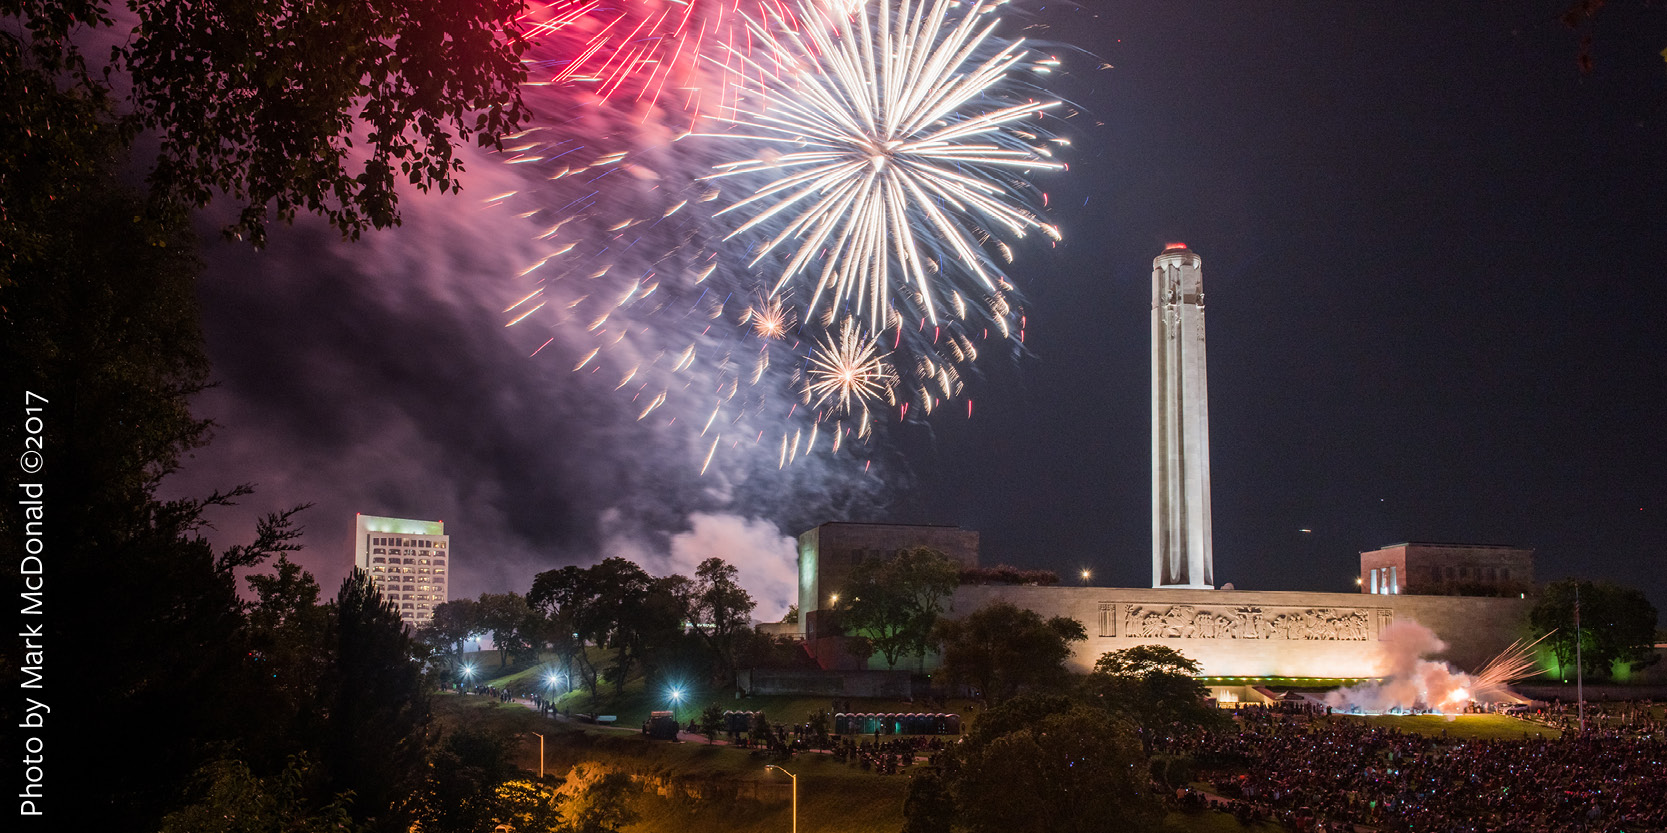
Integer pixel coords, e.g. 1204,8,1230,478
1325,620,1474,714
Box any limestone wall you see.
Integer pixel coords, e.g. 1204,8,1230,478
948,585,1529,678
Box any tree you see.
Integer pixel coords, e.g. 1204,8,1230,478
529,565,606,697
632,573,701,690
1530,579,1660,681
692,557,757,684
417,726,521,833
5,0,532,248
242,552,333,766
478,591,534,667
420,598,485,673
589,558,655,695
314,569,433,833
493,779,565,833
1086,646,1225,732
840,547,960,668
933,602,1086,705
157,755,355,833
557,763,640,833
698,703,726,743
902,696,1161,833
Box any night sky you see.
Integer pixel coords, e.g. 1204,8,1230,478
163,1,1667,624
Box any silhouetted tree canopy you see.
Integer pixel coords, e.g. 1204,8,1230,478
1530,578,1660,681
933,601,1086,705
3,0,531,248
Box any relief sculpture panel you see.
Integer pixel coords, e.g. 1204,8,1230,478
1115,603,1386,641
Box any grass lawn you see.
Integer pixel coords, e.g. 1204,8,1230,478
1327,713,1562,740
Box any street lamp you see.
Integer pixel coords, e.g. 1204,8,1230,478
668,687,685,723
530,731,545,779
764,764,797,833
1080,569,1091,586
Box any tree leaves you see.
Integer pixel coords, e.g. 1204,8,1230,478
6,0,531,247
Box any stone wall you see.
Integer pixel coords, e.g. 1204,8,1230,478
948,585,1530,678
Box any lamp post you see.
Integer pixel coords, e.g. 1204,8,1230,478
669,688,685,724
765,764,797,833
1080,569,1092,587
530,731,545,779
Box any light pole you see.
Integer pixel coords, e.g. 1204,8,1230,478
765,764,797,833
1079,569,1092,587
669,688,685,724
530,731,545,779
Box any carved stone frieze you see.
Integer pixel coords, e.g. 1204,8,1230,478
1111,602,1391,641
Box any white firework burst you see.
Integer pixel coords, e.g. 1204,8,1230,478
805,318,896,420
746,293,796,339
709,0,1064,332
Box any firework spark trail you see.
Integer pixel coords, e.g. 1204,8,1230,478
518,0,806,120
708,0,1065,335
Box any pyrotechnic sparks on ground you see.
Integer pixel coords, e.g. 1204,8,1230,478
805,318,896,423
709,0,1066,333
1468,632,1554,702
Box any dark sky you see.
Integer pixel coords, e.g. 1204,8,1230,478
166,1,1667,624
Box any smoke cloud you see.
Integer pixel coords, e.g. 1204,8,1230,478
160,128,890,609
601,510,799,622
1324,620,1474,714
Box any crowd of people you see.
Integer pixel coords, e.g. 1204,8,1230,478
830,736,943,775
1152,710,1667,832
456,682,517,703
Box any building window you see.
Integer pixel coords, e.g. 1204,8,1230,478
1389,566,1398,594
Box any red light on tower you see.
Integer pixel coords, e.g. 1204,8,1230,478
1164,242,1187,251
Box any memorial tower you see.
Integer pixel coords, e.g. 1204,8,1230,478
1152,244,1214,588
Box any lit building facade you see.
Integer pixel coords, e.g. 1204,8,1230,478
1360,542,1534,596
796,522,979,638
354,514,450,629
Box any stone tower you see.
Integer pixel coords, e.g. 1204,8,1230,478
1152,244,1214,588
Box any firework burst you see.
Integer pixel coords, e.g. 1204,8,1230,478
709,0,1065,333
805,318,895,424
520,0,805,120
745,293,797,340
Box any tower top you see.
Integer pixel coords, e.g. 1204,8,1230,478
1154,245,1201,267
